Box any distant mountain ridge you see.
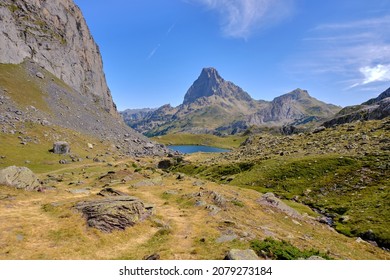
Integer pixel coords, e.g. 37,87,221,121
121,68,341,136
323,87,390,127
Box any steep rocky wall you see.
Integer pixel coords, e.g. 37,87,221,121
0,0,118,117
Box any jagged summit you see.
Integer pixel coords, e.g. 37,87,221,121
183,67,252,104
122,68,341,136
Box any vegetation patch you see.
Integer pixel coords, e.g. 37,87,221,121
152,133,247,149
0,63,51,114
250,238,331,260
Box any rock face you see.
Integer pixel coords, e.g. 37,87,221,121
0,166,40,191
75,196,154,233
0,0,117,117
122,68,340,136
0,1,169,157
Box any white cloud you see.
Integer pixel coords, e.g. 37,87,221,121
193,0,293,39
293,15,390,90
360,64,390,85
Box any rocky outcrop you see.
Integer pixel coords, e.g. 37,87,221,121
257,193,301,219
323,87,390,127
75,196,154,233
0,0,117,117
0,166,41,191
0,1,169,157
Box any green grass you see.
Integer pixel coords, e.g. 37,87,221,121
0,63,51,113
152,133,247,149
173,153,390,249
0,121,113,173
250,238,331,260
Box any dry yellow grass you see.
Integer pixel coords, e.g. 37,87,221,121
1,157,389,260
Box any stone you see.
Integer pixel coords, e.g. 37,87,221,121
69,188,90,194
35,72,44,79
257,193,301,219
143,253,160,260
157,159,173,169
87,143,93,149
144,143,154,149
225,249,259,260
306,256,325,260
313,126,326,133
98,187,128,197
75,196,154,233
53,141,70,154
0,166,40,191
216,234,238,243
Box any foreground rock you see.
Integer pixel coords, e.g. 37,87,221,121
225,249,259,260
75,196,154,233
0,166,40,191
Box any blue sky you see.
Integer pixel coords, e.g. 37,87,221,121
74,0,390,110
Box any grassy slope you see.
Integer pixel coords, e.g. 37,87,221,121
173,119,390,249
152,133,247,149
1,160,388,260
0,63,51,113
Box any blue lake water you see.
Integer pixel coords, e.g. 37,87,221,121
168,145,230,154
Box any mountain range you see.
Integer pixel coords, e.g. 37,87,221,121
121,68,341,136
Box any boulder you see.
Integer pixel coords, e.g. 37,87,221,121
97,187,128,197
53,141,70,154
225,249,259,260
75,196,154,233
0,166,40,191
157,159,174,169
35,72,44,79
257,192,301,219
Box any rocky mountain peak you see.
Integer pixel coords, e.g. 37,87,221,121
183,67,251,104
199,67,222,82
363,86,390,105
275,88,310,101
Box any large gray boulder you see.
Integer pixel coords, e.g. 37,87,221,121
75,196,154,233
225,249,259,260
0,166,40,191
53,141,70,154
257,192,301,219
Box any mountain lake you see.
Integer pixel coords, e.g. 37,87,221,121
168,145,230,154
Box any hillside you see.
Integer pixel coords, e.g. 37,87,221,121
323,87,390,127
0,0,167,157
172,118,390,250
122,68,341,136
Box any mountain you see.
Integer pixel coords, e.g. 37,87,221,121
123,68,341,136
0,0,167,156
323,87,390,127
